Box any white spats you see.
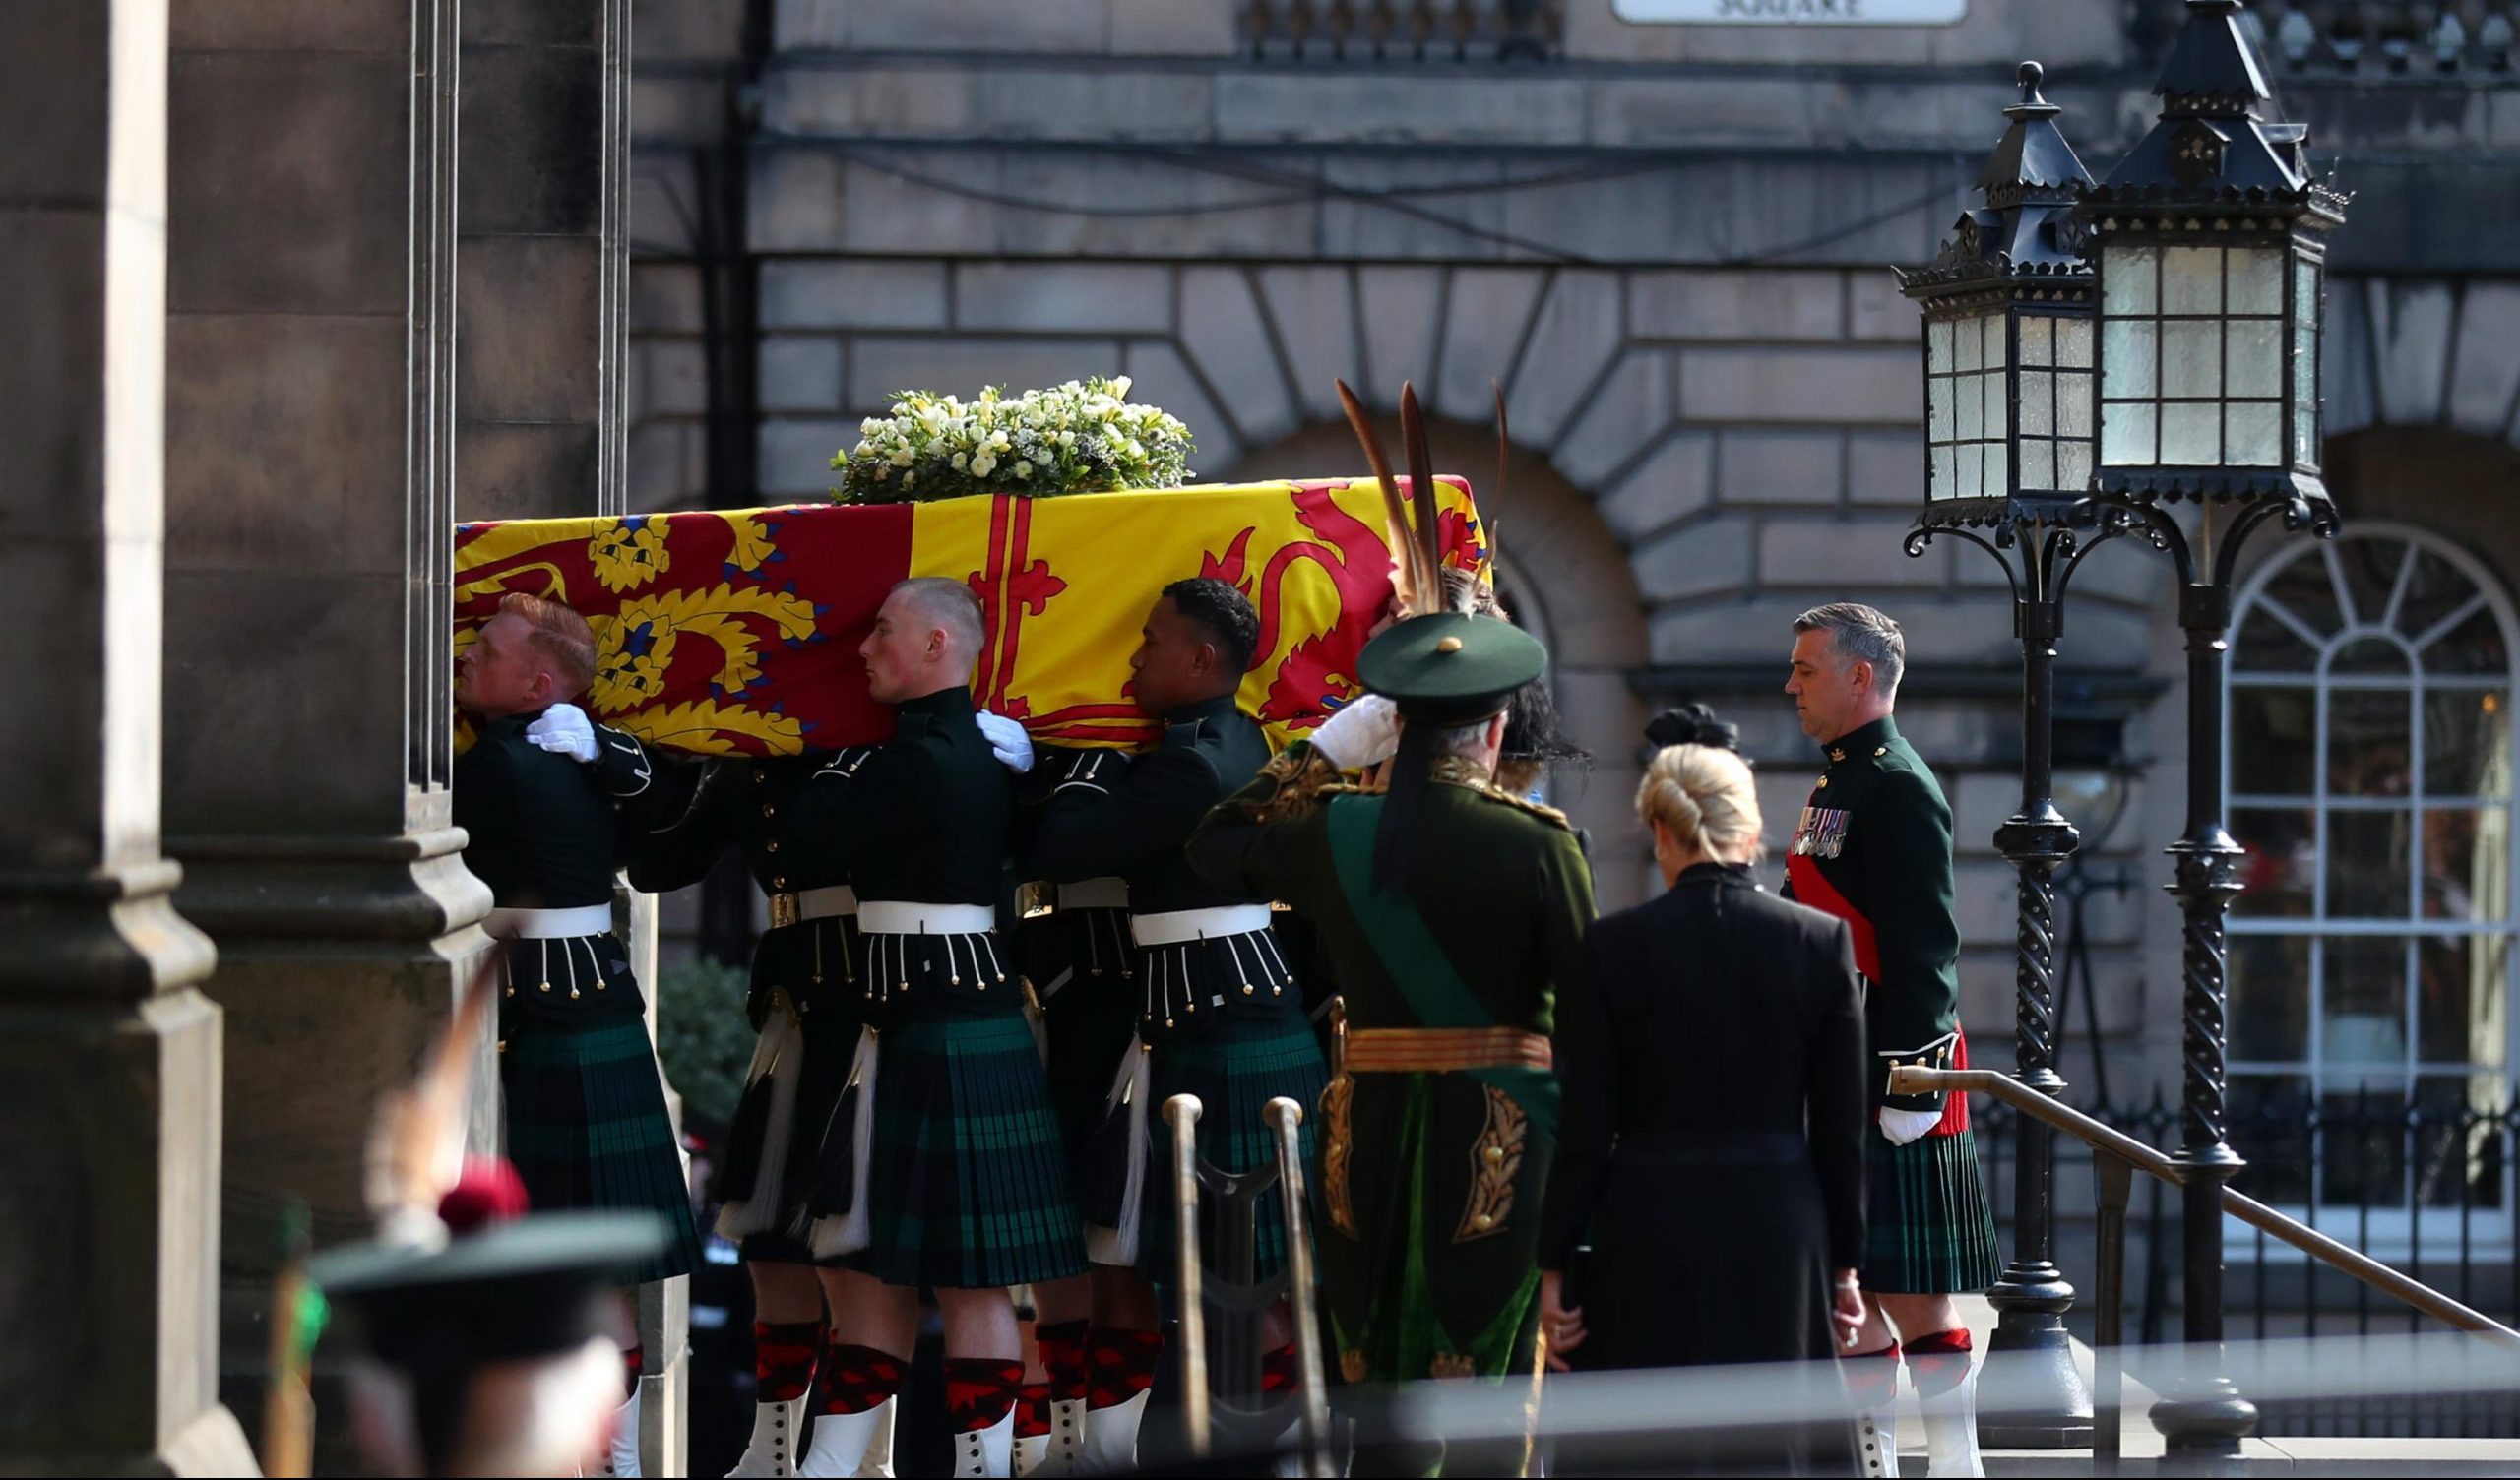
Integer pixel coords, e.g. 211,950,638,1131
796,1404,885,1479
1079,1389,1149,1474
853,1395,897,1479
953,1408,1018,1478
602,1390,643,1477
726,1396,805,1478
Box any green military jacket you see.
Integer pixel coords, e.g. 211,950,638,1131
1187,741,1596,1383
1779,713,1967,1116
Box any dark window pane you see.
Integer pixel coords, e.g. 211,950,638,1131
2398,549,2483,648
2330,635,2410,675
2335,539,2409,629
2233,807,2315,918
2231,686,2316,795
2230,1075,2313,1205
2422,690,2509,797
2322,935,2410,1070
2410,1078,2499,1210
2231,932,2310,1059
2416,933,2507,1068
2258,546,2344,641
2236,605,2317,672
2329,690,2413,797
2320,1081,2412,1208
2327,810,2413,917
2423,601,2512,676
2420,808,2510,924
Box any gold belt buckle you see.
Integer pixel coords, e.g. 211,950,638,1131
769,892,801,930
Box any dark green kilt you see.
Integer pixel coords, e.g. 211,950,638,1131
502,1014,702,1286
1026,905,1141,1162
859,1006,1087,1290
1141,1011,1328,1287
1862,1126,2000,1295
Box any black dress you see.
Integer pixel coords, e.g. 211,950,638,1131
1539,861,1867,1472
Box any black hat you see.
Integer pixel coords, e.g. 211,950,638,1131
310,1211,662,1470
1357,612,1548,726
311,1210,661,1371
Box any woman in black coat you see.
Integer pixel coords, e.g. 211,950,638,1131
1538,709,1870,1471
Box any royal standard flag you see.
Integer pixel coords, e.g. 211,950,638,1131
453,478,1487,756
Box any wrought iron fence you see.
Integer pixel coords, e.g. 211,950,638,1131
2136,0,2520,76
1235,0,1564,62
1970,1088,2520,1436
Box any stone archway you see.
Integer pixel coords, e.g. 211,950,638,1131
1227,418,1658,910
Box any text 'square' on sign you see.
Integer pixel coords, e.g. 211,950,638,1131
1896,61,2098,531
1611,0,1967,24
2074,0,2347,521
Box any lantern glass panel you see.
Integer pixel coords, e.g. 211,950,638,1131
1957,319,1983,372
2058,316,2094,370
1984,369,2008,441
2058,371,2094,437
1933,443,1956,498
1928,375,1953,444
2022,370,2055,436
2106,243,2160,317
1985,439,2010,498
2105,319,2158,399
1959,373,1984,440
1958,443,1983,500
1930,318,1955,376
1984,316,2006,373
2057,437,2093,492
2164,245,2224,314
2022,437,2056,491
2022,314,2054,367
2231,248,2285,315
2106,401,2157,465
2229,401,2283,466
2163,401,2222,464
2165,321,2222,399
2229,319,2283,399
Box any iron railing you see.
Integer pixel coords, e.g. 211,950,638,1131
1236,0,1564,62
1954,1082,2520,1437
2137,0,2520,76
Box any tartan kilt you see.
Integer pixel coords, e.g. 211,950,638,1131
1140,1010,1328,1288
858,1008,1088,1290
1030,906,1142,1162
1861,1125,2001,1295
727,983,867,1264
501,1015,702,1286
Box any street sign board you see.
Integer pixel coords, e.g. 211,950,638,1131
1612,0,1967,23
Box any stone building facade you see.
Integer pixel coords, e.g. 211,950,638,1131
628,0,2520,1299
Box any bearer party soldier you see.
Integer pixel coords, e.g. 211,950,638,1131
1019,577,1330,1472
1781,602,2000,1480
451,591,703,1478
1189,608,1593,1452
782,576,1088,1480
609,718,1029,1479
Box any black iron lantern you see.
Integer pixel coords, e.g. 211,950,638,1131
2081,0,2346,516
1899,62,2098,528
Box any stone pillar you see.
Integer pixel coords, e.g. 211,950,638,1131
160,1,493,1458
458,5,688,1470
0,3,254,1473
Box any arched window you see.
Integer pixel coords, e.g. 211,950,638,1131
2225,524,2515,1251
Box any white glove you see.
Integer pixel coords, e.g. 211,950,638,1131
525,703,599,764
1879,1106,1943,1147
1308,695,1403,771
976,710,1036,773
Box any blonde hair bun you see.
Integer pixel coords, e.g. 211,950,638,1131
1635,743,1761,859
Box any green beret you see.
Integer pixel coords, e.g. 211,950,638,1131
1357,611,1547,726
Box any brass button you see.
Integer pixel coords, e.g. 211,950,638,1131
1474,1212,1496,1230
754,769,767,783
504,985,516,998
766,839,779,853
762,804,777,818
569,987,582,1000
538,981,552,993
1484,1145,1505,1165
1242,984,1255,996
596,979,607,991
1875,746,1887,757
773,876,788,889
1816,777,1829,789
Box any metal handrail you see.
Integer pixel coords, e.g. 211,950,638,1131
1893,1066,2520,1351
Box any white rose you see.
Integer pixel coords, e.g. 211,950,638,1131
972,452,998,477
1014,461,1034,478
889,449,914,467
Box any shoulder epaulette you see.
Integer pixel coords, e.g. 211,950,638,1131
1476,785,1573,832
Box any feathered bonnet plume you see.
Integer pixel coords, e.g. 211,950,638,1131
362,957,498,1251
1335,378,1507,619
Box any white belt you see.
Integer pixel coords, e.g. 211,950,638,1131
1130,904,1276,948
1057,878,1129,911
484,904,613,941
857,900,996,936
770,884,859,929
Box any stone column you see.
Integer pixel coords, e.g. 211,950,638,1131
160,1,493,1458
0,3,254,1473
459,6,688,1470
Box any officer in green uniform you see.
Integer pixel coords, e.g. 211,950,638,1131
1780,601,1998,1479
1022,576,1330,1472
1188,609,1594,1424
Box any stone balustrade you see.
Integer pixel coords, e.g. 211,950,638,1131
1236,0,1564,61
2139,0,2520,75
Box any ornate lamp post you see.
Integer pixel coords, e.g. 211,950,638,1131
2074,0,2347,1456
1896,59,2112,1450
